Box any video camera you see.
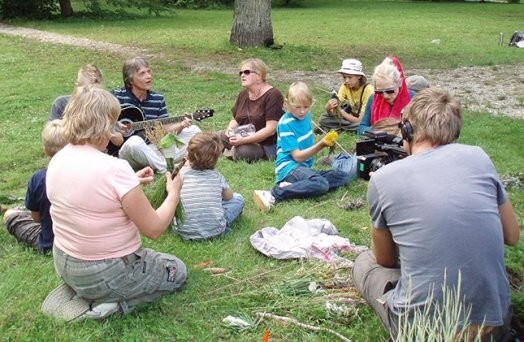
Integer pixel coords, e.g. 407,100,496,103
356,130,407,180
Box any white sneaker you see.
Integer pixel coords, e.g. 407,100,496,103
81,302,120,320
253,190,275,212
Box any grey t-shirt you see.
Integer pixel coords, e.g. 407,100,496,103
368,143,509,326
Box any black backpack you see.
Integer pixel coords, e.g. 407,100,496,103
508,31,524,47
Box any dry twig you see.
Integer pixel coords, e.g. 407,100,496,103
144,121,165,145
311,121,351,155
256,312,352,342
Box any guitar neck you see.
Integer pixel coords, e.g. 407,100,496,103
131,115,188,131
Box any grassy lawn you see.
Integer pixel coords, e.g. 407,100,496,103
0,1,523,340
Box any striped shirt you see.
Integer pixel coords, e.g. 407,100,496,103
112,87,168,120
175,167,229,240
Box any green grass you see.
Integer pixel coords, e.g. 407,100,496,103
0,1,523,340
5,0,524,70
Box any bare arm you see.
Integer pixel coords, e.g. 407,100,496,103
290,132,336,163
222,188,233,201
372,226,399,268
225,119,240,138
325,99,359,123
325,98,338,115
122,172,182,240
163,117,192,135
338,109,360,123
30,211,40,222
499,199,520,245
290,140,327,163
110,131,124,147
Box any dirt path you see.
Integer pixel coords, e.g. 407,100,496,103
1,23,522,118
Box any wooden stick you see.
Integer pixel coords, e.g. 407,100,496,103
256,312,352,342
204,264,294,296
311,121,351,155
171,157,187,179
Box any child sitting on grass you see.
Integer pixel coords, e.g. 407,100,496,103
253,81,351,212
3,119,67,253
175,132,245,240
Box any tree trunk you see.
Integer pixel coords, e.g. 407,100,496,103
58,0,74,17
230,0,274,48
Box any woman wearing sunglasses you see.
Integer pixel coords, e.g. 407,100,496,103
357,56,415,136
219,58,284,162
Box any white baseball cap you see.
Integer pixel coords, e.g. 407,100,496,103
337,59,366,76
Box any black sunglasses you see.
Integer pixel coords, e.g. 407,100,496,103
239,69,256,76
375,87,398,96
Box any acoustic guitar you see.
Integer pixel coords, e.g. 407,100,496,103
106,105,214,156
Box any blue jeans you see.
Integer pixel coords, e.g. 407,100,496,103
331,152,359,181
222,193,245,230
271,165,350,201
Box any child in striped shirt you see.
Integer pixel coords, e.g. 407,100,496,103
174,132,244,240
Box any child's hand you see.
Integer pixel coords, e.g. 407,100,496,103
321,131,338,147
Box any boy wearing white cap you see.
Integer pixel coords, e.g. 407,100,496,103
317,59,374,133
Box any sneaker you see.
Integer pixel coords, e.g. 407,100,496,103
223,148,234,160
253,190,275,212
81,302,120,320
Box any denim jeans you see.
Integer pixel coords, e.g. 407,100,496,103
222,193,245,229
271,165,350,201
331,152,359,181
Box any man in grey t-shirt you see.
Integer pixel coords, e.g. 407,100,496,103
352,87,520,341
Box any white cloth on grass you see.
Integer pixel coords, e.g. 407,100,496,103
249,216,367,261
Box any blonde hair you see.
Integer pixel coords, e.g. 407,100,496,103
62,85,121,146
284,81,313,112
239,58,268,82
402,87,462,145
187,132,222,170
42,119,67,157
372,59,401,87
75,64,104,88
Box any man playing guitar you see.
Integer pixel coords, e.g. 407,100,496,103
112,57,201,173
